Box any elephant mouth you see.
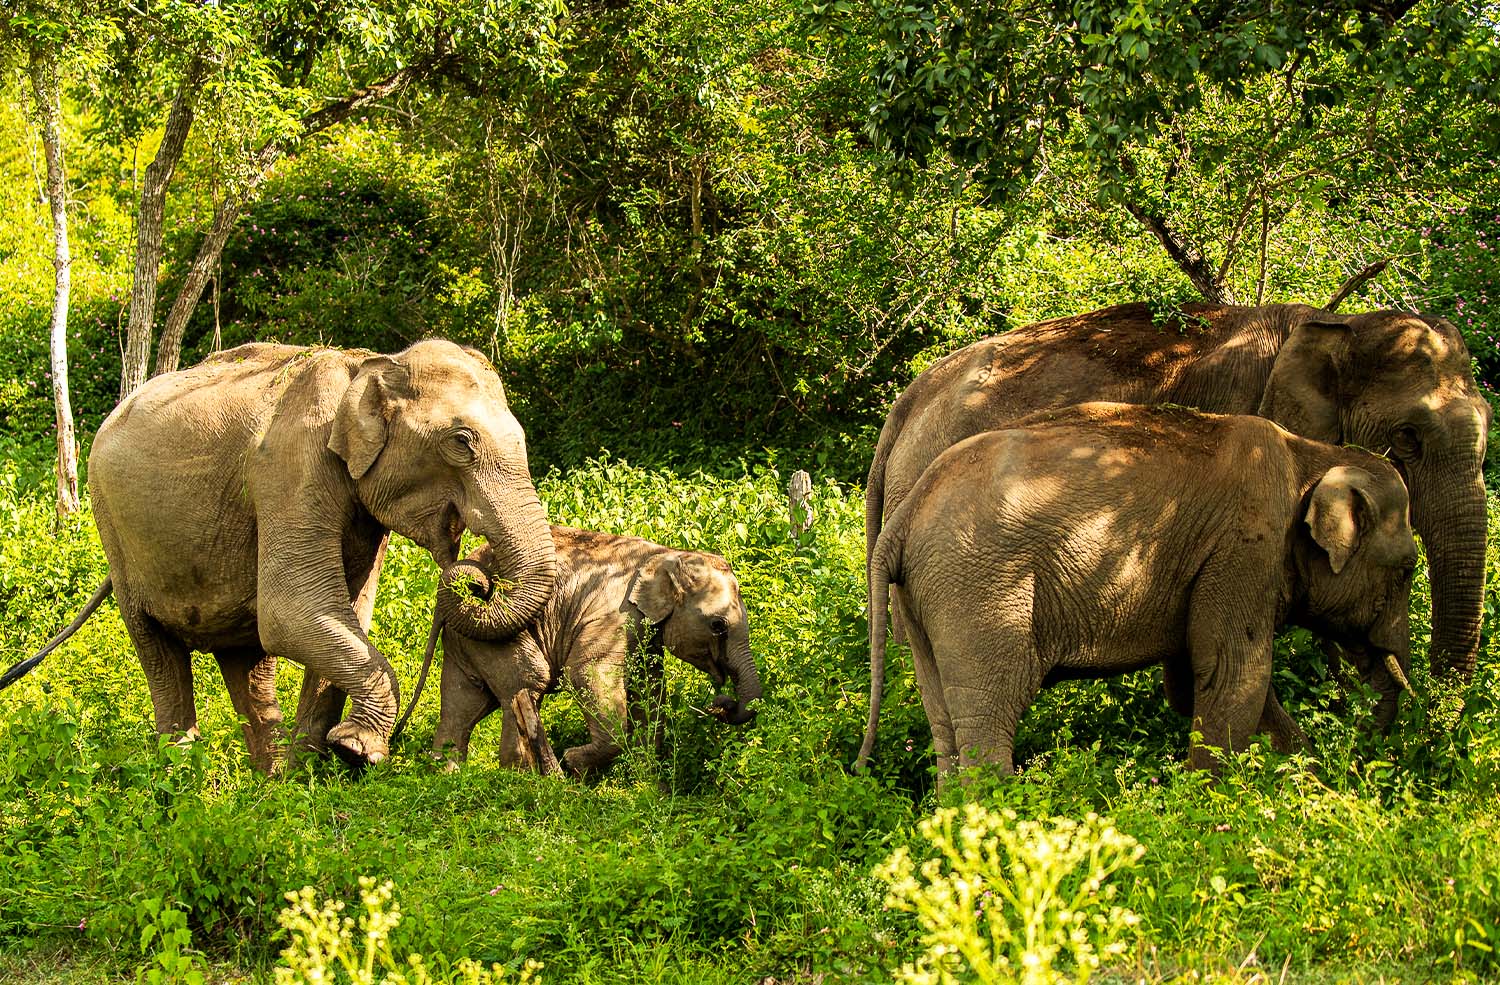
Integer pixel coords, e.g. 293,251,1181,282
434,502,464,568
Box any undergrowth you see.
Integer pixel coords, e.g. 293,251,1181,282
0,458,1498,982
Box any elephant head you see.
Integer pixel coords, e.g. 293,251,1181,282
628,551,761,725
1261,310,1490,680
1295,464,1418,728
329,339,556,639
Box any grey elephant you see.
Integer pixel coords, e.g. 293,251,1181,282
866,303,1489,681
2,340,557,772
856,403,1418,778
423,526,760,774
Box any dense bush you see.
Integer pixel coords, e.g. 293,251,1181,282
2,458,1500,983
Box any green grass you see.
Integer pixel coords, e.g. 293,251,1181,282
1,457,1499,983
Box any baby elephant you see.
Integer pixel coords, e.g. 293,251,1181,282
431,527,760,774
857,402,1417,778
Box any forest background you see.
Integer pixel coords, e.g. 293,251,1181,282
2,1,1500,983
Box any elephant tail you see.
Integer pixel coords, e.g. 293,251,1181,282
855,527,902,773
0,577,113,691
864,391,911,596
390,602,443,744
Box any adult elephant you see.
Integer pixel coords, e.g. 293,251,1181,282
4,340,557,771
866,302,1490,681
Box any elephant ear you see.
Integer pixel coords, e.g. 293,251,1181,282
1258,318,1352,443
1306,466,1378,575
328,355,409,480
629,552,683,624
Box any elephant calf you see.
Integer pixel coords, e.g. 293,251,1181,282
857,402,1418,779
430,527,761,774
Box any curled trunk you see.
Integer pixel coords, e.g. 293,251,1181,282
439,500,556,641
712,634,761,725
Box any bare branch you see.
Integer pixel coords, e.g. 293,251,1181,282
1325,259,1390,311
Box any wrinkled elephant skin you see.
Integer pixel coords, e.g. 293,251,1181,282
867,303,1489,681
858,403,1417,781
432,526,760,775
87,340,556,772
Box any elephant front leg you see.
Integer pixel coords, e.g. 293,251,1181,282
216,647,286,773
1257,686,1310,755
1186,571,1277,771
259,557,399,770
294,534,387,754
293,675,347,755
432,646,502,767
562,658,627,776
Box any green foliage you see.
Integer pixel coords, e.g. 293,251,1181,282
2,458,1500,983
875,805,1143,985
275,878,543,985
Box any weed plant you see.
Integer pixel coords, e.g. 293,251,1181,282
1,457,1499,982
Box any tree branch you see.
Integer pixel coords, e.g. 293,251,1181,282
1325,259,1390,311
153,52,449,377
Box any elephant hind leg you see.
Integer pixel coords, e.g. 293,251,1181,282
924,570,1043,782
119,602,199,741
216,647,286,773
948,663,1044,781
900,592,958,776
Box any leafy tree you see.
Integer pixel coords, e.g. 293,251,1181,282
0,0,114,519
840,0,1500,303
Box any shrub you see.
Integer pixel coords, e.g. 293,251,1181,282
875,806,1144,985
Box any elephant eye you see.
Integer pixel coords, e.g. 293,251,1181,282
450,429,478,460
1390,424,1422,461
709,616,729,637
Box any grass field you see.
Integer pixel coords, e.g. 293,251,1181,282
2,454,1499,983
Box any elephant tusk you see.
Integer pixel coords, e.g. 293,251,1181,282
1384,652,1413,694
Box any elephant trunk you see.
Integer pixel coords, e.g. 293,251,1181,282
712,634,761,725
1411,472,1487,682
439,500,556,641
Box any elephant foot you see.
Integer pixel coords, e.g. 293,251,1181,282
326,721,389,772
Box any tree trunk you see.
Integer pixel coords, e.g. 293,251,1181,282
119,57,206,398
154,193,249,377
28,46,80,521
150,56,440,378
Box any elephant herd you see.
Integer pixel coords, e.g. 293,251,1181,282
1,301,1491,783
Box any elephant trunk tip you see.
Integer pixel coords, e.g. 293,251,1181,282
708,694,757,726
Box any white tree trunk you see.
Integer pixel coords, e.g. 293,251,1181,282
29,46,80,521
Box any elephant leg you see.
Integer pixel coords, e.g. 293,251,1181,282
216,647,286,773
1186,563,1277,771
119,601,199,742
563,658,627,776
432,654,500,766
931,579,1042,780
1258,686,1310,755
889,583,911,648
294,536,386,753
510,690,562,775
900,591,957,775
948,663,1043,781
293,675,347,755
